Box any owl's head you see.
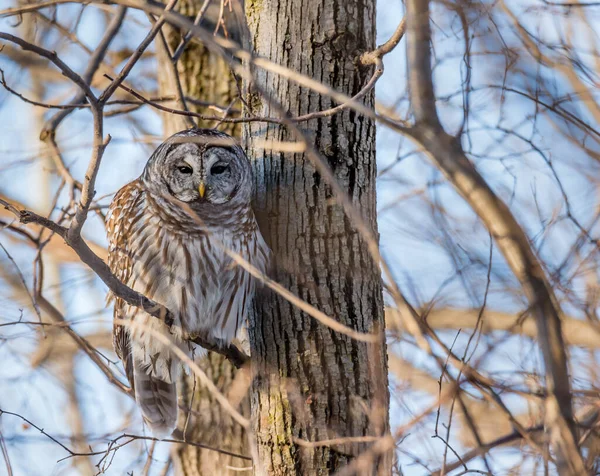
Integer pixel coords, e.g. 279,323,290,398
142,128,252,205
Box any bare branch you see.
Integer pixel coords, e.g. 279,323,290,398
417,307,600,349
99,0,177,104
0,32,96,102
40,6,126,138
431,425,545,476
0,197,249,367
0,409,251,463
360,16,406,65
404,0,586,472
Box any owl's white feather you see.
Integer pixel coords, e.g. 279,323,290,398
106,129,269,438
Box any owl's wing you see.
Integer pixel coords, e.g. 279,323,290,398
106,180,145,390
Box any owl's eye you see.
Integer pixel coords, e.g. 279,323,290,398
177,165,193,174
211,164,229,175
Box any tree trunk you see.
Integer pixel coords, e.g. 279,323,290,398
157,2,250,474
244,1,390,474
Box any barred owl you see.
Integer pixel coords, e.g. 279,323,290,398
106,128,269,438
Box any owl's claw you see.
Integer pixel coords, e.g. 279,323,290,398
188,333,249,368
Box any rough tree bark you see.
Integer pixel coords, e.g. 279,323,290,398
157,2,250,474
244,0,390,474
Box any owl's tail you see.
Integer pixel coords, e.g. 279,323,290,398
133,360,178,439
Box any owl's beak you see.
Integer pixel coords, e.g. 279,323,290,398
198,182,206,198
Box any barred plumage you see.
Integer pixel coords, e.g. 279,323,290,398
106,129,269,438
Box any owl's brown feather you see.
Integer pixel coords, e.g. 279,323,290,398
107,181,145,391
106,129,269,438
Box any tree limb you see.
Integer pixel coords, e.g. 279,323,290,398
404,1,586,473
389,307,600,349
0,198,249,368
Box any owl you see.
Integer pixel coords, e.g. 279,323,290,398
106,128,269,438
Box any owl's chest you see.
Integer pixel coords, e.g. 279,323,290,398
131,221,246,322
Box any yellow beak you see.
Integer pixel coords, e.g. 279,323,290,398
198,182,206,198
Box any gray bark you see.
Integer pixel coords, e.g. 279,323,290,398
244,0,390,474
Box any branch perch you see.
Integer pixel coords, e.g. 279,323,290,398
0,199,249,368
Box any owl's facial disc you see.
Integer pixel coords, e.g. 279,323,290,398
161,142,242,205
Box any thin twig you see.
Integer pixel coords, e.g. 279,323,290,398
0,240,42,325
40,6,126,138
0,423,12,476
0,409,251,463
99,0,178,104
171,0,215,63
0,32,96,102
404,0,585,472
